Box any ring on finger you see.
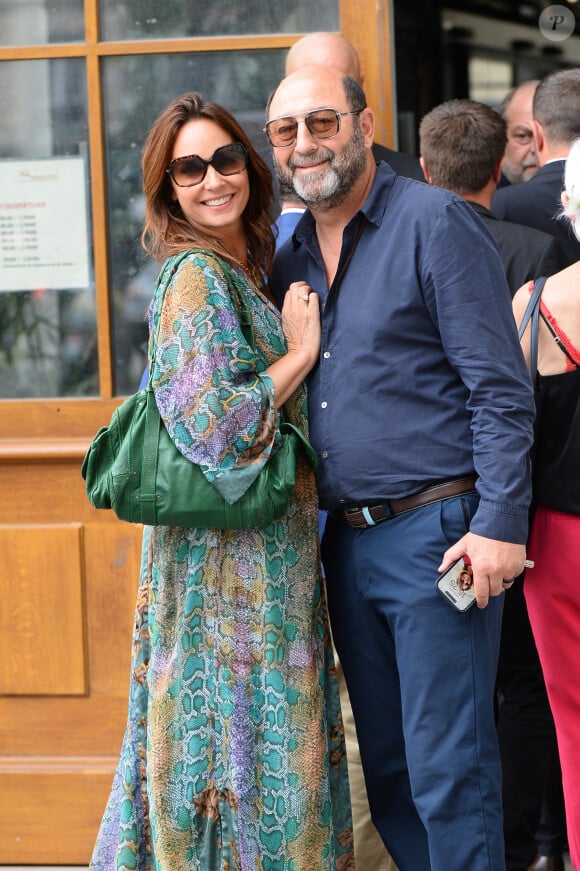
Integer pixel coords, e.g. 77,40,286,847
300,294,310,302
502,578,515,587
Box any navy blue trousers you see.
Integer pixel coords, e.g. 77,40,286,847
322,494,505,871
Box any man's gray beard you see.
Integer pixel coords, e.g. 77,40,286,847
276,122,367,211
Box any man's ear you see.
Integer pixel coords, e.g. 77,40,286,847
492,157,504,185
360,107,375,148
419,156,432,185
532,119,545,154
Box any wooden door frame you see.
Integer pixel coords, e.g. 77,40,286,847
0,3,395,861
0,0,395,431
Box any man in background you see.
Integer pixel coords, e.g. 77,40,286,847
274,182,305,247
493,68,580,267
420,96,561,871
497,81,539,188
419,98,559,293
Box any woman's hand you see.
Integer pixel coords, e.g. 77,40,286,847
281,281,321,367
265,281,321,407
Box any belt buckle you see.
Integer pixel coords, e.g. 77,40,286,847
343,505,365,528
344,504,389,529
341,505,370,529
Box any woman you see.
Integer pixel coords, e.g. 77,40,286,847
89,93,354,870
512,138,580,871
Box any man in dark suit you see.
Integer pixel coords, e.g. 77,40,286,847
496,80,539,190
419,98,559,295
492,68,580,268
420,96,561,871
284,31,425,182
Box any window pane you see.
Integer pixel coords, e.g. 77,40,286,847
469,57,512,108
100,0,338,39
0,58,96,398
0,0,84,47
103,50,285,394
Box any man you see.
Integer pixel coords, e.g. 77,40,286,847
267,65,535,871
497,81,539,188
275,182,306,247
493,68,580,267
275,193,397,871
420,97,561,871
285,32,425,182
419,98,559,293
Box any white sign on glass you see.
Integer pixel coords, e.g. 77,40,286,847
0,157,90,291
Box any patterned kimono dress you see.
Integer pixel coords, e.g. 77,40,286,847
89,250,354,871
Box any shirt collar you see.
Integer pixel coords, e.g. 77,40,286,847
292,160,398,247
466,200,495,220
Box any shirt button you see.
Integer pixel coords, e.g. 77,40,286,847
321,401,327,408
323,351,330,359
321,450,328,459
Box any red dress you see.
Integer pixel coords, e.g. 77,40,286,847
523,285,580,869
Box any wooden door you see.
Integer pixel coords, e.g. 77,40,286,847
0,402,142,863
0,0,395,861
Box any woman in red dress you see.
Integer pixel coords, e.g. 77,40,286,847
512,137,580,871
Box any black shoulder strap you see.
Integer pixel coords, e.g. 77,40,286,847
517,276,547,381
539,311,580,369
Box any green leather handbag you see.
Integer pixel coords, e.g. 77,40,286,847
81,251,317,529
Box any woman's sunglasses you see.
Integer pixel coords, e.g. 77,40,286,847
167,141,248,187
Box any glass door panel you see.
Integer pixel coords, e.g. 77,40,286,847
102,49,285,393
0,58,96,398
100,0,338,40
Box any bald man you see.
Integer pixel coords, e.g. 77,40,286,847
285,32,424,182
268,63,534,871
286,32,363,82
497,80,539,188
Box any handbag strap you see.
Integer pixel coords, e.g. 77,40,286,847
517,276,547,382
141,252,314,524
141,251,255,525
148,250,255,383
141,388,162,525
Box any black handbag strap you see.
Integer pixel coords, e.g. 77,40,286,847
517,276,547,382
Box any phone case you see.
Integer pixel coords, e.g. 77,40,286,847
435,558,476,612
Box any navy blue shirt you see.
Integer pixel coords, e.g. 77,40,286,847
271,163,535,543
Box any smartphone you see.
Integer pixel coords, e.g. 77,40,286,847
436,557,476,612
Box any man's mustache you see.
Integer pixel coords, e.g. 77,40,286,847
290,150,333,169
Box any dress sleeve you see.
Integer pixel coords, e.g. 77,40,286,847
149,252,280,504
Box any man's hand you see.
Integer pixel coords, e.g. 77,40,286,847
438,533,527,609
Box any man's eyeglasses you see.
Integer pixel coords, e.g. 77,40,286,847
264,107,365,148
166,142,248,187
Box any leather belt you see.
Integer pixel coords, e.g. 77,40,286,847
334,476,478,530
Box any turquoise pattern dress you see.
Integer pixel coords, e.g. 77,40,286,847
89,251,354,871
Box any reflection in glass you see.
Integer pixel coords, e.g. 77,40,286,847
0,0,84,47
0,58,96,398
100,0,338,40
103,50,285,394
